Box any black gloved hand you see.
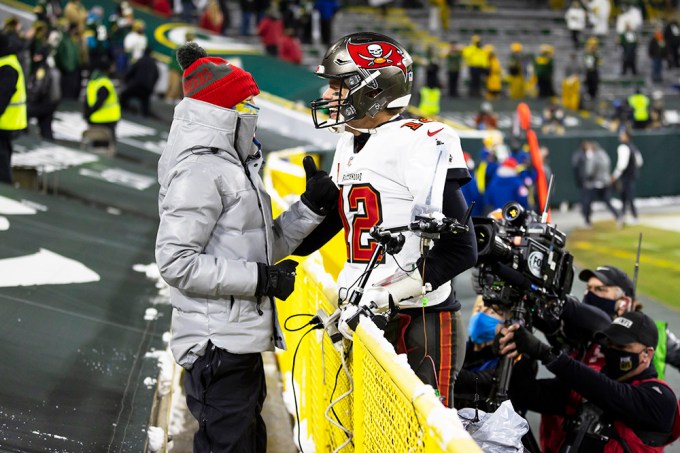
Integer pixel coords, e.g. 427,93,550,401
255,259,299,301
513,326,556,364
300,156,339,216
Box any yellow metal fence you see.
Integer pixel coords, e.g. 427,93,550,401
266,149,481,453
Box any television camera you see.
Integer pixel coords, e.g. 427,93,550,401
472,201,574,323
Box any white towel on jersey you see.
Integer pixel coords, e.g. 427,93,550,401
330,117,468,309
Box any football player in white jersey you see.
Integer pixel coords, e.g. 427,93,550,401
296,32,478,408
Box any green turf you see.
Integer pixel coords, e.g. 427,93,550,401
567,220,680,309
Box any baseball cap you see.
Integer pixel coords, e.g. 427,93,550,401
595,311,658,348
579,265,635,298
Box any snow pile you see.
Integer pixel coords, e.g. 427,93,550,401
146,426,165,452
145,347,175,396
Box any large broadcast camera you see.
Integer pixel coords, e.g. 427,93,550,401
472,201,574,321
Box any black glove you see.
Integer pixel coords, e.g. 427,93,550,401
513,326,556,364
300,156,339,216
255,259,299,301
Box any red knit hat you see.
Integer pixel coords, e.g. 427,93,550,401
177,43,260,109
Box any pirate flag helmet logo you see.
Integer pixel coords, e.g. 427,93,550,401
311,32,414,130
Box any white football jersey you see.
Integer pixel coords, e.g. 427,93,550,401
330,117,469,308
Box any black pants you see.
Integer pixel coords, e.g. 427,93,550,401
60,70,81,100
468,66,483,97
581,186,619,224
619,177,638,219
0,131,14,184
120,85,153,117
448,70,459,98
28,102,57,140
184,344,267,453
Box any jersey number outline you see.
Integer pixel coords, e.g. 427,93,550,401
340,184,383,263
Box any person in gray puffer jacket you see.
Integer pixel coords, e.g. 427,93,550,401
155,42,339,452
571,139,621,228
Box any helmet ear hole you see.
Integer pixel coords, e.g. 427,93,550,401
365,88,383,99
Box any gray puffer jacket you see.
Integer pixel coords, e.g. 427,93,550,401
156,98,323,368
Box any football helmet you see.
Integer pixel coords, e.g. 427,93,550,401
311,32,414,130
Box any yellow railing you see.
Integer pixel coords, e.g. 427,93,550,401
266,149,481,453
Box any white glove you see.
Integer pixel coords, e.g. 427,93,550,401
338,304,361,340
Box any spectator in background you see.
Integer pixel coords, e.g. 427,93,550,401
63,0,87,33
3,16,32,75
627,87,650,129
55,23,83,99
199,0,225,34
587,0,610,39
460,152,484,217
120,47,159,117
165,32,195,102
615,3,643,35
534,44,555,98
84,60,120,143
664,18,680,69
619,22,639,76
419,77,441,117
27,47,60,140
152,0,173,17
649,90,666,129
85,8,113,73
474,101,497,130
507,42,525,100
572,140,620,228
257,8,283,56
278,27,302,64
0,32,28,185
445,41,461,98
485,157,529,212
315,0,340,46
648,30,667,83
612,128,643,225
541,98,565,134
124,20,147,64
583,36,601,105
239,0,256,36
484,45,502,100
565,0,586,49
108,2,134,77
562,66,581,110
463,35,485,98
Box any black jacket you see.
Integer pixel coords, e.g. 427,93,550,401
510,353,677,451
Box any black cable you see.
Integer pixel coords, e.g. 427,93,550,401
338,258,382,303
284,313,318,332
292,326,317,453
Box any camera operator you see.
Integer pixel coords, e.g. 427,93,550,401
498,311,680,453
579,265,680,378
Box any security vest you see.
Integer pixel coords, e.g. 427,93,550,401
418,86,441,116
87,75,121,124
653,321,668,380
628,93,650,121
0,54,27,131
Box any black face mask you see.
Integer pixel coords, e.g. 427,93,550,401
602,347,640,380
583,291,617,316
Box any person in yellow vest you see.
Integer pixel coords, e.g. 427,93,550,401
462,35,485,98
627,87,650,129
0,33,27,184
484,45,502,100
507,42,525,100
84,59,121,142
